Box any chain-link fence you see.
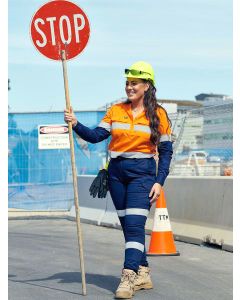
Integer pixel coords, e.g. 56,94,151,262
169,102,233,176
8,111,107,210
8,102,232,210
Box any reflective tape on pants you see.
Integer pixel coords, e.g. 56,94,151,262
117,208,149,217
117,209,126,217
125,241,144,252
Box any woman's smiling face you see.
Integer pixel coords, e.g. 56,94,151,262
125,78,149,103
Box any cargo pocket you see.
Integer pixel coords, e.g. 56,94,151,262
140,176,155,193
147,158,157,176
140,178,155,209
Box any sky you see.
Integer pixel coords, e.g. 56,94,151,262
8,0,232,112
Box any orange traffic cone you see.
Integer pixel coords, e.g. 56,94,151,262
147,189,180,256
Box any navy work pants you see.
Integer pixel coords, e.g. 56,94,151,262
108,157,156,272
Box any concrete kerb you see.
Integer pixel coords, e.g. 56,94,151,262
8,209,70,220
8,209,233,252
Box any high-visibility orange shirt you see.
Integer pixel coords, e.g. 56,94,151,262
98,102,171,158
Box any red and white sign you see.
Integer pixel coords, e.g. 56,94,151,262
30,0,90,60
40,125,69,134
38,124,70,149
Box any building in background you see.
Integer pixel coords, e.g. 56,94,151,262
166,94,233,156
170,93,233,176
157,99,202,113
195,93,233,154
98,97,202,115
195,93,232,106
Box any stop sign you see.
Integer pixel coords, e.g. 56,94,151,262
30,0,90,60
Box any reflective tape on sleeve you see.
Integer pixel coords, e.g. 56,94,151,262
152,208,172,232
160,134,171,142
98,121,111,132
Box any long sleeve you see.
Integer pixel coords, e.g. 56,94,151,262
73,121,111,143
155,106,173,186
156,141,173,186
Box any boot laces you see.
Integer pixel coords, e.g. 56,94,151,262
138,266,150,276
119,270,135,288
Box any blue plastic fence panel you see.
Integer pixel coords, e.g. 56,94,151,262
8,111,107,210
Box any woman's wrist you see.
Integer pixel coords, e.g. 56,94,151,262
72,120,78,128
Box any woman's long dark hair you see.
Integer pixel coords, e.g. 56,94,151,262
144,81,171,145
126,80,171,145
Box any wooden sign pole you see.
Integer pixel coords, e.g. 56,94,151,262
61,49,87,296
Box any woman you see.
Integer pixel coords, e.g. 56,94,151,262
64,61,173,299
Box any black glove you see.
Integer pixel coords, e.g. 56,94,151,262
89,169,109,198
98,169,109,198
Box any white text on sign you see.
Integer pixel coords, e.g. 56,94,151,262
34,14,85,47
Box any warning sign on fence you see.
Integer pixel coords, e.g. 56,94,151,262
38,124,70,149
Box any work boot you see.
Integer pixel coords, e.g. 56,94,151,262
115,269,136,299
134,266,153,291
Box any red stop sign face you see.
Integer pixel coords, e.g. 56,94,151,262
30,0,90,60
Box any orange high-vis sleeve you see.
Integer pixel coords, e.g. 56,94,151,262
98,107,113,132
157,107,172,142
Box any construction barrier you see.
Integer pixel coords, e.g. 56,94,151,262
68,175,233,252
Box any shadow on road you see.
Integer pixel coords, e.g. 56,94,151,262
9,272,120,293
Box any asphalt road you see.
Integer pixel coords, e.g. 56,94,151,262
8,219,232,300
